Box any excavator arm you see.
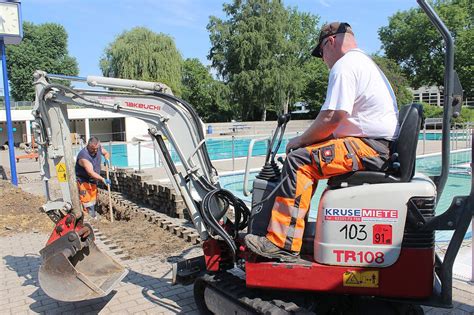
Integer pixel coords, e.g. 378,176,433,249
33,70,222,239
32,70,240,301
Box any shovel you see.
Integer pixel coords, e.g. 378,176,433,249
38,221,128,301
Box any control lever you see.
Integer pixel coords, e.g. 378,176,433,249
271,114,291,163
264,113,291,163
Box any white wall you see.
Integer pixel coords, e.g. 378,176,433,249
0,108,125,122
0,109,128,144
124,117,149,142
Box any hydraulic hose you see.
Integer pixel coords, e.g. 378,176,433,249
201,188,251,260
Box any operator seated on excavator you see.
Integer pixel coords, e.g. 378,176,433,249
75,136,111,219
245,22,400,262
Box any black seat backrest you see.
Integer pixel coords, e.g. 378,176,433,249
391,103,424,182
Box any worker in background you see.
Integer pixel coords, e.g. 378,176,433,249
245,22,400,262
75,136,111,219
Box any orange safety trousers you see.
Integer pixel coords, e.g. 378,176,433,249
266,137,390,252
77,180,98,213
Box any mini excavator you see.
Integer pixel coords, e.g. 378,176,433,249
33,0,472,313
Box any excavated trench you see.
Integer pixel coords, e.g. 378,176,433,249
93,189,200,259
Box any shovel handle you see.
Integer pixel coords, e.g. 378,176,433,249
105,164,113,222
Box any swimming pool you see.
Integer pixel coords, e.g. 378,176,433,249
419,131,468,141
103,132,468,169
219,149,472,242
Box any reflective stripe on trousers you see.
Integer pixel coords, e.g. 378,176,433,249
266,137,381,252
77,180,98,213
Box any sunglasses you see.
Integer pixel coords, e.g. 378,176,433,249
320,35,335,57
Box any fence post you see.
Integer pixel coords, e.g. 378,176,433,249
455,123,458,150
466,123,469,148
153,140,158,168
232,135,235,171
108,141,112,168
138,141,142,172
471,218,473,283
423,120,426,154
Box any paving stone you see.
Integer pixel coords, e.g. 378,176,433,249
108,300,139,312
5,299,27,309
0,297,11,306
125,302,157,313
52,303,76,313
118,292,145,304
160,287,187,298
3,227,472,315
9,303,31,313
39,297,59,307
177,290,194,299
28,302,58,313
178,296,196,307
457,303,474,313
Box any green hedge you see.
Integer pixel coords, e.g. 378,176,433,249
419,103,474,124
454,106,474,123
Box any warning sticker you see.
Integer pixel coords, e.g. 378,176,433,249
56,163,68,182
373,224,392,245
343,270,379,288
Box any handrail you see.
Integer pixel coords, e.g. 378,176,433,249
243,137,270,196
417,0,454,201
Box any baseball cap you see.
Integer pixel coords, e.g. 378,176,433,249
311,22,353,58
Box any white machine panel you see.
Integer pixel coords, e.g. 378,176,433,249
314,174,436,267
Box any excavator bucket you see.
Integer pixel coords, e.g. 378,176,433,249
38,223,128,302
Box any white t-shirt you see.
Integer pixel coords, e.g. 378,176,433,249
321,48,399,140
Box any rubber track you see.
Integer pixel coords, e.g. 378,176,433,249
200,272,315,314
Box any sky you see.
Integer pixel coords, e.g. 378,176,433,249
19,0,417,80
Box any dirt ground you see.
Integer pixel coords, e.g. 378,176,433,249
0,180,54,236
0,176,194,259
92,208,195,260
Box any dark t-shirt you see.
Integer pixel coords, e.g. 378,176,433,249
75,146,102,182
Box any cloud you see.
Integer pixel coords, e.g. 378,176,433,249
319,0,331,7
141,0,201,28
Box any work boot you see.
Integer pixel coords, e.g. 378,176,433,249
244,234,299,263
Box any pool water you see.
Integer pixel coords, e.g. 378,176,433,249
419,131,467,141
220,150,472,242
102,132,468,169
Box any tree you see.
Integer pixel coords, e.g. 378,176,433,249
6,22,78,101
299,57,328,113
372,55,413,107
379,0,474,95
181,58,233,122
100,28,183,95
208,0,320,121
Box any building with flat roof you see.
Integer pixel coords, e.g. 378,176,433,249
411,86,473,107
0,103,150,145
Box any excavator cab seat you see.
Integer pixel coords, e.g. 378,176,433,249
328,103,424,187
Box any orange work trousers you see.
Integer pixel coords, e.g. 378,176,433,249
77,180,98,213
266,137,390,252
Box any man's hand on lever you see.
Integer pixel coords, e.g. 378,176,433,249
286,136,304,154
